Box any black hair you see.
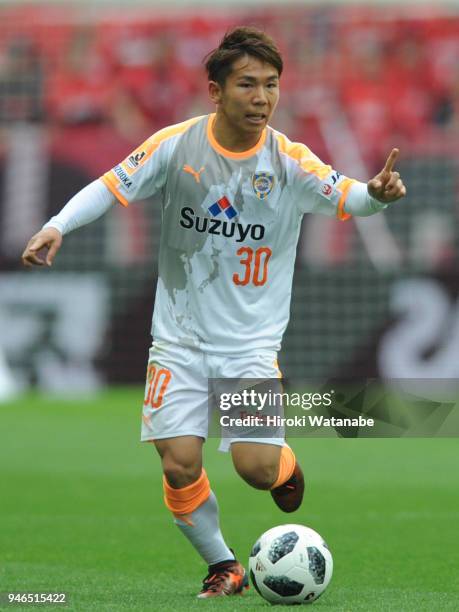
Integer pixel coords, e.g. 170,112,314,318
204,26,283,86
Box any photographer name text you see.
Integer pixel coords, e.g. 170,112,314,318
220,414,375,428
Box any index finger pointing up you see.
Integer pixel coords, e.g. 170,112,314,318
383,148,400,173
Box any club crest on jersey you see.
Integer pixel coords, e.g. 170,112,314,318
252,172,275,200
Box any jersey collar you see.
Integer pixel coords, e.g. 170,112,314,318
207,113,266,160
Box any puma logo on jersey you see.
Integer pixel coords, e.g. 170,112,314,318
183,164,205,183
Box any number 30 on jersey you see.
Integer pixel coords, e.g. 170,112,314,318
233,247,272,287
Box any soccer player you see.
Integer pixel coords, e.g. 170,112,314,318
22,27,406,598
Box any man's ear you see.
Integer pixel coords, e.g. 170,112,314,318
208,80,222,104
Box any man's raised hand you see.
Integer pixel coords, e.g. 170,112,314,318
367,148,407,203
22,228,63,267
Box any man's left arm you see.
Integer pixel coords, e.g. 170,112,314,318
344,148,407,217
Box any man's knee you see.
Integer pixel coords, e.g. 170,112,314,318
154,436,203,489
231,443,281,490
163,459,202,488
236,461,278,490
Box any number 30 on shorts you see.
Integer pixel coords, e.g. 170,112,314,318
143,365,172,409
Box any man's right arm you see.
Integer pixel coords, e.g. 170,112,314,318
22,121,185,268
21,179,115,267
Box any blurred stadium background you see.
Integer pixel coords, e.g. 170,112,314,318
1,1,459,399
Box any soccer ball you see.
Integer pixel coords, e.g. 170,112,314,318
249,524,333,605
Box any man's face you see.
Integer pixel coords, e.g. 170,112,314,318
209,54,280,137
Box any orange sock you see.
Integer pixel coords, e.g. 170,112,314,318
270,445,296,489
163,469,211,525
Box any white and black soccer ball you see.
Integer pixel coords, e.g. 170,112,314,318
249,524,333,605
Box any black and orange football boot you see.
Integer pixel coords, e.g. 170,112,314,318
197,558,249,598
270,461,305,513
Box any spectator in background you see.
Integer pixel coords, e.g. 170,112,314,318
433,64,459,133
0,35,44,122
110,27,191,130
339,39,392,165
386,32,435,143
47,26,110,125
108,88,151,143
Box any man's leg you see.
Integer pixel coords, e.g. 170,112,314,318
231,441,304,512
154,435,234,564
154,435,248,597
214,350,303,510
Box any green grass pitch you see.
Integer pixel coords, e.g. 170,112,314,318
1,388,458,611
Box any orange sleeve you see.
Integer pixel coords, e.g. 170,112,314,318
101,173,129,207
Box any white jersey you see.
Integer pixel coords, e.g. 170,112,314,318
101,114,357,354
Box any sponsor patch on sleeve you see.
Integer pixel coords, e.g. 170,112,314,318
126,150,146,170
121,138,155,176
113,164,133,190
319,171,342,200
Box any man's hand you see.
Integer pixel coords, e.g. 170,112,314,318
367,148,407,203
22,227,63,267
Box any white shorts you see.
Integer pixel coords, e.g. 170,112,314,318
140,340,286,452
